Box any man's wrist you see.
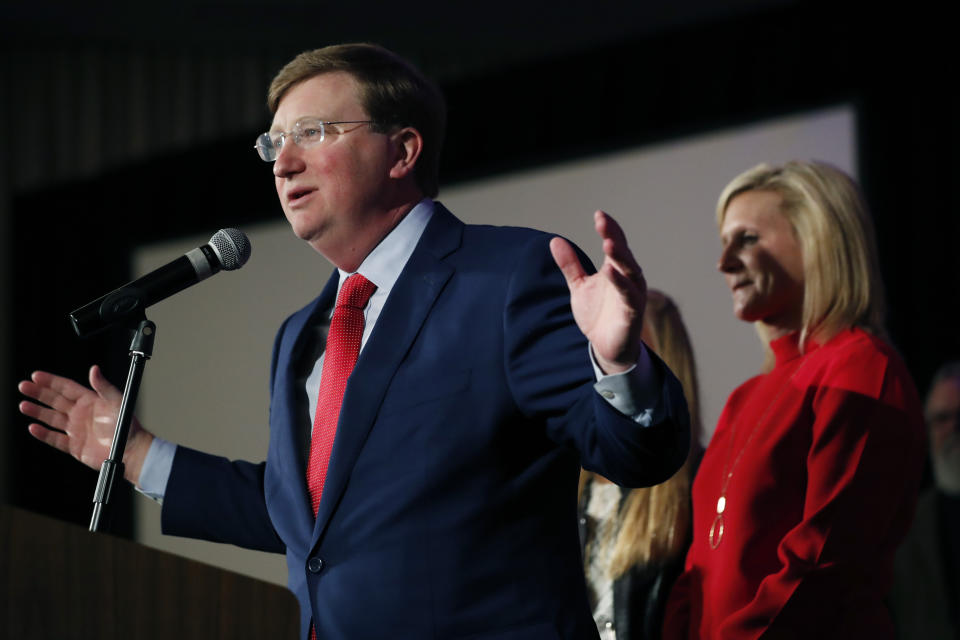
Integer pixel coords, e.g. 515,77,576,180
590,342,661,426
123,428,155,487
594,353,635,376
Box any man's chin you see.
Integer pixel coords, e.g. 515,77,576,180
286,216,329,244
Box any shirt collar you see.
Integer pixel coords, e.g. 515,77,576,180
337,198,434,292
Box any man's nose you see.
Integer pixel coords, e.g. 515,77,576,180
273,139,305,179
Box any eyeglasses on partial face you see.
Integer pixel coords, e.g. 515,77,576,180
253,118,376,162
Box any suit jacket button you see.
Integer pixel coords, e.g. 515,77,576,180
308,557,324,573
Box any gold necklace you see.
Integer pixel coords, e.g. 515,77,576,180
708,355,807,550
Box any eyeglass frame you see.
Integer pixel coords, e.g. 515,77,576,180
253,118,378,162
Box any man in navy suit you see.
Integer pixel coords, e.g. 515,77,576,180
19,44,689,639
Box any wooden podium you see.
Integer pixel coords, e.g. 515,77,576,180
0,504,299,639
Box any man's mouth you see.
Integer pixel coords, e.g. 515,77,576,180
287,187,315,204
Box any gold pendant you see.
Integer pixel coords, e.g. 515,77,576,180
708,513,724,549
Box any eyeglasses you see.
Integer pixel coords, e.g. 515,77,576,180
253,118,376,162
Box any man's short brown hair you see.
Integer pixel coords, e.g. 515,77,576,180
269,43,446,197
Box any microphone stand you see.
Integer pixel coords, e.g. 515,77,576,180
89,315,156,533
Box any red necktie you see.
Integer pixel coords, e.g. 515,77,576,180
306,273,377,517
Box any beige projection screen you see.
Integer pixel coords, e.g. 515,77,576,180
134,105,855,584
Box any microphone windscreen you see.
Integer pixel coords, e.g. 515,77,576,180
210,228,251,270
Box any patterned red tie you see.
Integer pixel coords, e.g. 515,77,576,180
306,273,377,517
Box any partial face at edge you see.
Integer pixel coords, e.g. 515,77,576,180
926,377,960,493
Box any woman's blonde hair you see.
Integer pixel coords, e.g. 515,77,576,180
580,290,702,576
717,161,886,348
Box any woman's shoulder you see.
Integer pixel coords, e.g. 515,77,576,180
816,326,893,364
802,327,917,404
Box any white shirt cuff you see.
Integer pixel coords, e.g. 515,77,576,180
135,436,176,503
590,343,658,427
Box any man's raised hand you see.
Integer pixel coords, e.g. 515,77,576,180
549,210,647,374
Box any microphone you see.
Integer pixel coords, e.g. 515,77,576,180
69,228,252,338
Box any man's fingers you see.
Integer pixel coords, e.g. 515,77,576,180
602,237,644,278
596,211,643,282
29,370,89,404
19,399,68,432
89,365,122,404
594,210,629,246
602,261,645,304
18,378,74,414
27,423,103,469
26,423,70,453
550,236,587,286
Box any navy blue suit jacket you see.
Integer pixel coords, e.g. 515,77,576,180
162,204,689,639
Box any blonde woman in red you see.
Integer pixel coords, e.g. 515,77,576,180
663,161,925,639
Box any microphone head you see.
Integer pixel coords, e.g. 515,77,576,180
209,228,251,270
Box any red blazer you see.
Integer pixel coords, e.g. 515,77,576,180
664,328,925,639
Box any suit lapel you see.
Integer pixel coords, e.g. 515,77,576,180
312,204,463,541
272,269,340,527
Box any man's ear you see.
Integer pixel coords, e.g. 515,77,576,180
389,127,424,180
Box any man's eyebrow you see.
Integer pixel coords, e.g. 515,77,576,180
270,116,329,132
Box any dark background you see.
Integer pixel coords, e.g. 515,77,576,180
2,0,956,535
